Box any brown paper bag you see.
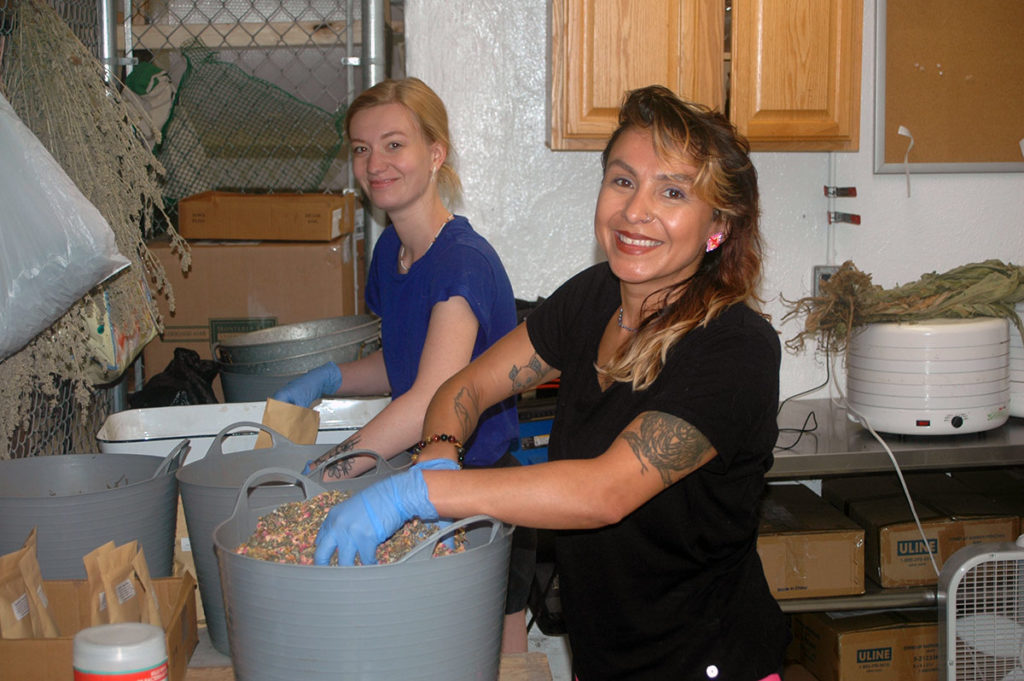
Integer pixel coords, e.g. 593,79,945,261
83,540,116,626
98,541,143,624
131,547,162,626
0,567,33,639
255,397,319,448
17,530,59,637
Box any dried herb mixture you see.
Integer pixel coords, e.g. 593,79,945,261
236,491,466,565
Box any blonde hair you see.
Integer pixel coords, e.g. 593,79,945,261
344,77,462,205
597,85,767,391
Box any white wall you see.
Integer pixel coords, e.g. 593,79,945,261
403,0,1024,401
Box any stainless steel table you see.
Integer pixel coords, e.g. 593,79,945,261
771,398,1024,480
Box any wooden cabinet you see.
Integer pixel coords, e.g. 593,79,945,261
730,0,862,151
548,0,863,152
548,0,724,150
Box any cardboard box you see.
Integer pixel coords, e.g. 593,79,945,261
178,191,360,241
792,609,938,681
821,474,1019,587
144,236,363,400
949,467,1024,525
757,484,866,600
0,574,198,681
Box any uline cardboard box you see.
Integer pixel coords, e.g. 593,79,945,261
792,609,938,681
757,483,865,599
177,191,359,241
821,473,1019,587
143,236,363,401
0,574,198,681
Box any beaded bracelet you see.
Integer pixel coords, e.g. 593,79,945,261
410,433,465,466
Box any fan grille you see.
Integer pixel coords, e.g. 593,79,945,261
952,557,1024,681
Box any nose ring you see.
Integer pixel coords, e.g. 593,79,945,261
639,213,653,223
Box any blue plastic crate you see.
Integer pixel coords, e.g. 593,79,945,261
510,417,552,465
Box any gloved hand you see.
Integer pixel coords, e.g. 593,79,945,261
272,361,342,408
313,458,460,566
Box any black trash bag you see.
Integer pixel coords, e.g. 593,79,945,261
128,347,219,408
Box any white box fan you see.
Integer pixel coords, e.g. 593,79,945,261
938,535,1024,681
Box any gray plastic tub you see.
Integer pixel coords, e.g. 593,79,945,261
0,442,187,580
213,467,512,681
176,423,408,655
214,314,380,364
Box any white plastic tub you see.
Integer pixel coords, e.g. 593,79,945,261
96,397,391,464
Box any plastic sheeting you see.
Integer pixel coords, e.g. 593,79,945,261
0,91,129,360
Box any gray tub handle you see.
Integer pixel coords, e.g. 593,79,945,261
310,448,407,478
228,466,329,520
397,515,504,564
152,438,190,479
207,421,286,457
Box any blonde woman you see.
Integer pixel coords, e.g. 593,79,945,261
273,78,532,653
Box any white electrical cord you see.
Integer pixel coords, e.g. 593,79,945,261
836,395,943,579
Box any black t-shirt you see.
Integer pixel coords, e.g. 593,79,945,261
526,263,790,681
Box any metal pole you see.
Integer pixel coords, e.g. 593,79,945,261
360,0,387,259
96,0,117,84
361,0,387,87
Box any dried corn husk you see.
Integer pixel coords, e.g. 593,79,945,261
782,259,1024,355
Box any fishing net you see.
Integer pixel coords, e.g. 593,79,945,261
782,259,1024,355
155,45,346,210
0,0,187,458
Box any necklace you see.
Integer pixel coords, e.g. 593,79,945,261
398,214,453,273
617,307,639,333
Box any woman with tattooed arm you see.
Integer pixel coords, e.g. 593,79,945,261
313,85,791,681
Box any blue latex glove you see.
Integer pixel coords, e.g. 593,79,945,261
272,361,342,408
313,458,460,566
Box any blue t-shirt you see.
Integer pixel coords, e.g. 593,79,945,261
365,215,518,466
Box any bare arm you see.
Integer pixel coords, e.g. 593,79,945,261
417,323,558,462
422,410,718,529
315,296,479,477
329,349,389,395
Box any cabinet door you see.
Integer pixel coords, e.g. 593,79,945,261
730,0,863,151
549,0,724,151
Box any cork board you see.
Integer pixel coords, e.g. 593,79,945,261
873,0,1024,173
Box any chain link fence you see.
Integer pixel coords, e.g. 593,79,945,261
130,0,404,209
0,0,401,458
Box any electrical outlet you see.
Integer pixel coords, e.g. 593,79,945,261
813,265,840,296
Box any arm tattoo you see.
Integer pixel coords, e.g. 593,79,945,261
313,435,359,479
452,386,478,435
621,412,712,488
508,354,549,392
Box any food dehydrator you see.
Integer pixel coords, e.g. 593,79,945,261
846,317,1011,436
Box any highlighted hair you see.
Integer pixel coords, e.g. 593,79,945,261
598,85,768,391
